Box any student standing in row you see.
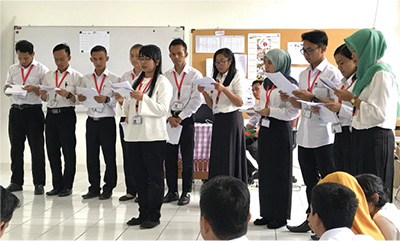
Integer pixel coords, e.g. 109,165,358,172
163,39,202,206
198,48,247,183
124,45,172,229
78,45,121,200
4,40,49,195
39,43,81,197
115,44,143,202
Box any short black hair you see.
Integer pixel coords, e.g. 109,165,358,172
301,30,328,47
200,176,250,240
252,80,263,86
53,43,71,56
212,48,237,87
90,45,107,56
311,182,358,230
15,40,34,54
334,44,352,59
356,174,390,209
169,38,187,53
1,186,20,224
130,44,143,51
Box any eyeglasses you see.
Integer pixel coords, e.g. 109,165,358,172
300,46,320,55
215,60,227,66
138,57,152,62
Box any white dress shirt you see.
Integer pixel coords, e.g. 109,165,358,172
6,59,49,105
247,101,261,128
41,66,82,108
257,87,300,121
230,235,249,241
352,70,397,130
336,73,356,126
210,71,243,113
123,75,173,142
116,68,140,117
164,64,203,120
297,59,342,148
78,68,121,118
320,227,375,241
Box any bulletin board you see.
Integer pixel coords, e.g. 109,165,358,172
191,28,359,78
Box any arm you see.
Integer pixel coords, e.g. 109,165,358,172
374,214,397,241
178,82,203,120
198,85,213,109
139,77,173,117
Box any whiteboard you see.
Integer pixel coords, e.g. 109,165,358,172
14,26,185,76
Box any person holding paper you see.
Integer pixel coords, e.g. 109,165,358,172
325,44,357,174
198,48,247,183
334,29,397,199
124,45,172,229
77,45,121,200
3,40,49,195
163,39,202,206
282,30,342,234
39,43,81,197
114,43,143,203
253,49,300,229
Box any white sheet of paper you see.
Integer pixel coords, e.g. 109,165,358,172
192,77,216,91
111,81,133,90
263,72,299,97
239,109,256,114
39,85,61,95
319,106,339,123
77,87,103,108
297,100,326,107
5,85,27,96
120,121,128,136
112,88,131,98
319,77,337,90
166,123,183,145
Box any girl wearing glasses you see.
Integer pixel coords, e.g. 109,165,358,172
123,44,173,229
198,48,247,183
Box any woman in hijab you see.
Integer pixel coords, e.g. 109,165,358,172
253,49,300,229
334,29,398,199
318,171,385,240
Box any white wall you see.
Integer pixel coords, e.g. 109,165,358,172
1,0,399,166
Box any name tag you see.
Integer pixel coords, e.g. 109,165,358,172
172,101,184,111
331,123,342,134
303,108,312,119
261,117,270,128
132,115,142,125
95,106,104,113
213,106,219,114
49,99,58,108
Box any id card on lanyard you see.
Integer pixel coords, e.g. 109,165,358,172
93,73,106,112
213,79,221,114
261,84,275,128
49,71,69,108
18,65,34,99
133,76,153,124
303,70,321,119
172,71,186,111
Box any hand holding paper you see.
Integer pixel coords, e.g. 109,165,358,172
111,81,134,98
192,77,216,91
39,85,61,95
4,85,27,97
319,77,337,90
263,72,299,97
77,87,103,108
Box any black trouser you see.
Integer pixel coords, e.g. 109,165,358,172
246,138,258,176
86,117,117,194
333,126,352,174
9,105,45,186
128,141,165,222
46,107,77,190
298,144,335,213
165,115,195,193
119,117,137,195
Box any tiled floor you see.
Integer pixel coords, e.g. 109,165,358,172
0,155,313,240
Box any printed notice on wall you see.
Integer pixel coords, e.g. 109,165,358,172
80,31,110,53
196,35,245,53
287,42,308,65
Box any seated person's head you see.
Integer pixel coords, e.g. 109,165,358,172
308,182,358,237
199,176,251,240
251,80,263,100
0,186,20,238
355,174,390,217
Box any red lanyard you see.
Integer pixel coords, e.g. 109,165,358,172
338,77,357,104
54,71,69,98
308,70,321,92
265,84,275,107
21,65,34,85
93,74,106,95
173,72,186,100
135,76,154,113
132,73,135,81
215,79,222,105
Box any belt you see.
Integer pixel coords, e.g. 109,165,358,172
89,116,112,121
11,104,42,110
47,107,75,114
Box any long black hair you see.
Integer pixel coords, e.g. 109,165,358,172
132,44,162,98
356,174,390,209
212,48,237,86
334,43,352,59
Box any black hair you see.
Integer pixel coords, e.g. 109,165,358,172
212,48,237,86
169,38,187,53
130,44,143,51
311,182,358,230
53,43,71,56
1,186,20,225
90,45,107,56
301,30,328,47
200,176,250,240
356,174,390,209
132,44,162,98
334,44,352,59
15,40,34,54
252,80,263,87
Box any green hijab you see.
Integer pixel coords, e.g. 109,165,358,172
265,49,291,76
344,28,395,96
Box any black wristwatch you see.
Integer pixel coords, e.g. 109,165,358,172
310,95,319,103
105,96,111,103
66,92,73,99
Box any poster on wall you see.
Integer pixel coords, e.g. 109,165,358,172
248,33,280,80
287,42,308,65
196,35,245,53
79,31,110,53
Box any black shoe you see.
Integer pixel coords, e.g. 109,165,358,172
82,191,100,199
163,192,179,203
311,234,320,240
58,189,72,197
34,185,44,195
6,183,23,192
134,197,139,203
140,220,160,229
254,218,269,226
46,188,60,196
286,220,311,233
119,194,135,201
177,192,190,206
99,192,112,200
127,217,146,226
267,220,287,229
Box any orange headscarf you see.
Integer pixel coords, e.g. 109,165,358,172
318,171,384,240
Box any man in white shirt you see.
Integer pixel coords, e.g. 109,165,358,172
3,40,49,195
163,39,202,205
39,43,81,197
78,45,121,200
308,182,374,241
